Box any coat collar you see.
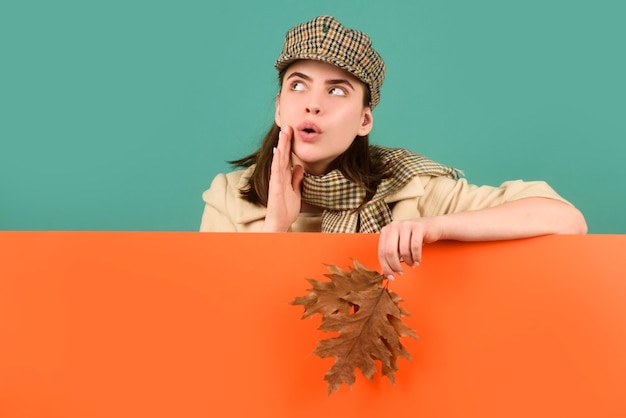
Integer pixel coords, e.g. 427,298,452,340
232,166,268,225
385,175,425,203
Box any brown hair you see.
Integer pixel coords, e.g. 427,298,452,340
229,65,390,209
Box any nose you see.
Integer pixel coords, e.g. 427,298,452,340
306,103,322,115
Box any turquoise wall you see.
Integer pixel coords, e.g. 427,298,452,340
1,0,624,232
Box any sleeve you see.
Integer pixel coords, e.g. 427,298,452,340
418,176,573,217
199,173,238,232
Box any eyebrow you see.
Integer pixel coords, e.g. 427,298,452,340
286,72,356,91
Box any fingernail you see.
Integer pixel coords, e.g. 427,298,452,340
386,274,395,281
272,147,276,154
412,262,420,268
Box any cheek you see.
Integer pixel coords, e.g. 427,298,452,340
337,109,366,134
276,98,298,124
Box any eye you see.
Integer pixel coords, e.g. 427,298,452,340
290,81,306,91
329,86,347,96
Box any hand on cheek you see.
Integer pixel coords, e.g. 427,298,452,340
262,125,304,232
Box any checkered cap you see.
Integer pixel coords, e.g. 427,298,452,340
274,15,386,108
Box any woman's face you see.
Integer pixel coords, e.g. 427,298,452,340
275,60,373,175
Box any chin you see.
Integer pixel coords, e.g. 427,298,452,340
291,153,324,175
293,145,339,172
292,145,316,163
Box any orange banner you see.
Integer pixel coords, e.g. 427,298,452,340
1,232,625,417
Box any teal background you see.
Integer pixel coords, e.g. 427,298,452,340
1,0,624,232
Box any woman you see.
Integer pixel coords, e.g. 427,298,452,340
200,15,587,279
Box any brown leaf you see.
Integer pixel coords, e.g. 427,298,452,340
291,260,383,319
291,261,418,394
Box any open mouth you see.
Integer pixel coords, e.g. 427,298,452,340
298,121,321,136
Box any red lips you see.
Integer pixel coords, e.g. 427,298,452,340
296,121,322,142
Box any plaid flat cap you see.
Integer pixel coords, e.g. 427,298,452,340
275,15,386,109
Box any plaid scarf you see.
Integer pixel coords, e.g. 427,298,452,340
301,146,461,233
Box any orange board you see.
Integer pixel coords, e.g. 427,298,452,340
1,232,625,417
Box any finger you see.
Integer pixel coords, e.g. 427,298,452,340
278,126,293,162
281,125,293,147
291,164,304,197
398,225,415,266
409,228,424,267
269,146,284,193
378,224,403,279
276,130,289,172
377,236,393,279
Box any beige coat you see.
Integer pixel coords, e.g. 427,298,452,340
200,166,571,232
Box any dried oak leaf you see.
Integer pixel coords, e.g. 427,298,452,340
291,260,382,319
291,260,418,394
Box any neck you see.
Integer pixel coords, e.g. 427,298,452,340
301,201,323,214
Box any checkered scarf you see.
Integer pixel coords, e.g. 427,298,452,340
301,146,461,233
